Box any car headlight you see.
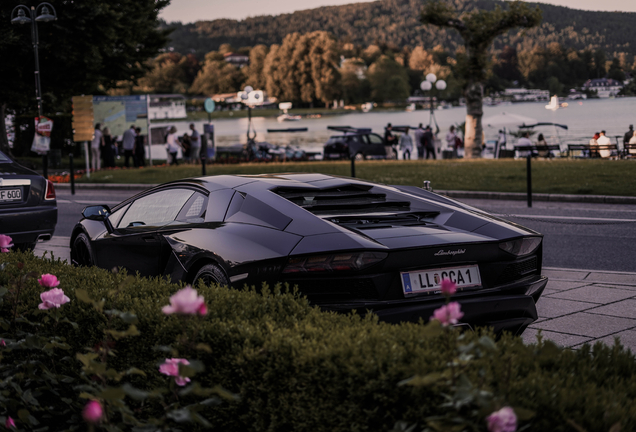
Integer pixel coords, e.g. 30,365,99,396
499,237,542,257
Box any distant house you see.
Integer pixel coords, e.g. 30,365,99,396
583,78,623,98
224,52,249,68
148,94,187,119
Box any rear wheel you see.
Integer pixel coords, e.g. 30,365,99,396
354,152,365,161
71,233,94,266
193,263,229,287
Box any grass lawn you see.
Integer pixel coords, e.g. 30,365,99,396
74,159,636,196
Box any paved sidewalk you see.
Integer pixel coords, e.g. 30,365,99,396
33,237,636,352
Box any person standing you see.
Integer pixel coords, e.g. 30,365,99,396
596,130,611,158
91,123,104,172
102,127,116,168
122,125,136,168
623,125,633,147
134,127,145,167
189,123,201,164
423,125,435,159
398,127,413,160
414,123,424,159
166,126,180,165
445,126,457,157
628,130,636,156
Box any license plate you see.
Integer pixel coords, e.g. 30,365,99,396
401,265,481,296
0,188,22,202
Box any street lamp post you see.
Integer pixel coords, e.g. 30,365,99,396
11,2,57,178
420,73,446,134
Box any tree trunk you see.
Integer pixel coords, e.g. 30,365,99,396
0,103,11,156
463,81,483,159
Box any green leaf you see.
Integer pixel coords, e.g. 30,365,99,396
99,386,126,401
105,324,140,340
74,289,93,304
399,372,445,387
167,408,192,423
122,383,149,401
179,360,205,378
195,343,212,353
513,407,535,421
125,367,146,377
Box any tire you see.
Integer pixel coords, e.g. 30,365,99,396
354,152,365,161
193,263,229,287
71,233,95,267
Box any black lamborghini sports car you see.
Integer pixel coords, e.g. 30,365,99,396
70,173,547,334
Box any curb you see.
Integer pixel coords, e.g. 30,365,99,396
437,190,636,205
53,183,636,205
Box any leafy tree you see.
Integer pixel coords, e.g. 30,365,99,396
244,45,269,90
367,55,410,102
0,0,170,155
309,32,341,105
340,58,370,104
135,53,197,95
189,52,245,95
421,0,542,158
608,58,625,82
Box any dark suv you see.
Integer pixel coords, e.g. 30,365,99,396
323,126,389,160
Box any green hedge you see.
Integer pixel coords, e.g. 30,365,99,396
2,251,636,431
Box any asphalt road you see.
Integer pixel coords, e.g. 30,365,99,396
54,187,636,272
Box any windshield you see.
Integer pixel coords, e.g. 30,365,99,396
0,150,12,163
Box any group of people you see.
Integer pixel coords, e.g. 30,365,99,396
165,124,201,166
91,123,146,171
385,123,462,160
90,123,203,171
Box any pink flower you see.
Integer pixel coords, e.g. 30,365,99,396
159,358,191,386
487,407,517,432
431,301,464,326
162,286,207,316
0,234,13,253
38,273,60,288
82,400,103,424
38,288,70,310
5,416,16,428
0,340,5,347
440,279,457,296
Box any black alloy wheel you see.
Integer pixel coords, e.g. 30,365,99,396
193,263,229,287
71,233,95,266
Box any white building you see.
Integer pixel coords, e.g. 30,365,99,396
504,88,550,102
583,78,624,98
148,94,187,119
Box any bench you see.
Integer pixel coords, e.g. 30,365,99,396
513,144,561,158
623,143,636,158
567,143,618,158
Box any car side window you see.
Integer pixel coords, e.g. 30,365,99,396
107,203,131,228
368,134,384,145
118,189,194,229
175,192,208,223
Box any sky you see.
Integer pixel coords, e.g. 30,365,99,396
160,0,636,23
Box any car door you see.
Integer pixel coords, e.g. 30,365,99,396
96,188,196,277
366,133,388,158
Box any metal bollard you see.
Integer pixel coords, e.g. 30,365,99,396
526,154,532,208
423,180,432,191
69,153,75,195
350,156,356,178
201,156,206,176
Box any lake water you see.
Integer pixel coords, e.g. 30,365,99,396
152,97,636,153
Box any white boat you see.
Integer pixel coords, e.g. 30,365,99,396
545,95,559,111
277,113,301,122
405,103,416,112
361,102,374,113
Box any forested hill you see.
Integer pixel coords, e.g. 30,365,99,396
163,0,636,58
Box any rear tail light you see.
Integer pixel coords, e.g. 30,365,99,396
499,237,541,257
282,251,387,274
45,179,56,200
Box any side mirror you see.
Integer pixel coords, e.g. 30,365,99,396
82,205,110,221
